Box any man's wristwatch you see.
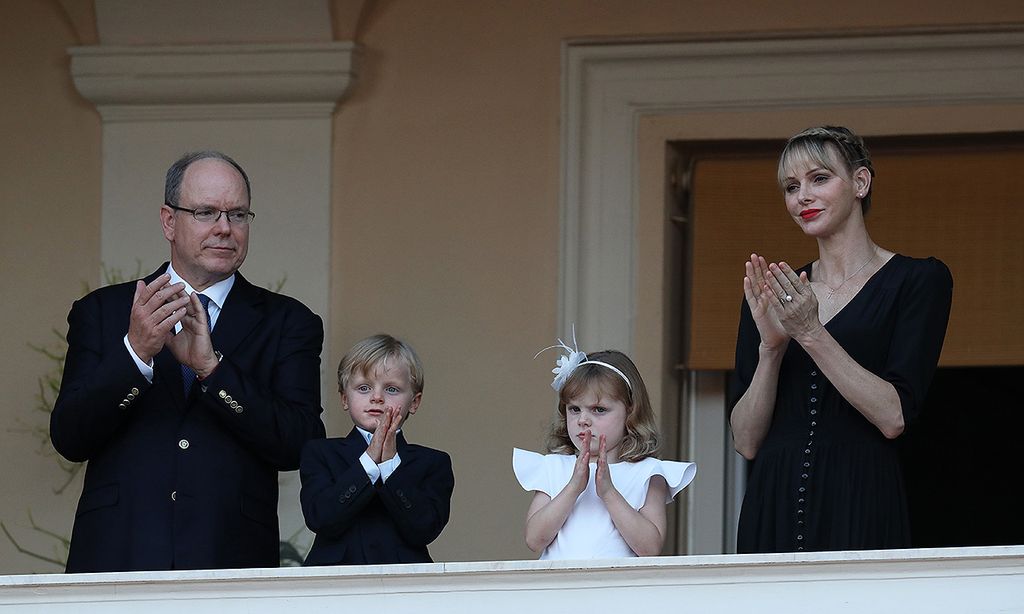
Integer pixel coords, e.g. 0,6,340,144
198,351,223,381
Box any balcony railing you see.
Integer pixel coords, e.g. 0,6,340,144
2,546,1023,612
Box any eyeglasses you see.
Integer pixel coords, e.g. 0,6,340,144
165,203,255,225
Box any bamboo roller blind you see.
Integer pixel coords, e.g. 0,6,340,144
687,149,1024,370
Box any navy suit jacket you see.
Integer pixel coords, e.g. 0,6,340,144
50,264,326,572
300,428,454,565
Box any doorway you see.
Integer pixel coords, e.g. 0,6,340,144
671,134,1024,552
902,366,1024,547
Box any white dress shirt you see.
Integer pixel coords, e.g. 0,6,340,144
355,426,403,484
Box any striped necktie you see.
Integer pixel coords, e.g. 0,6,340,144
181,293,212,396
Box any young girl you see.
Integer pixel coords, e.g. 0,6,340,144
513,337,696,559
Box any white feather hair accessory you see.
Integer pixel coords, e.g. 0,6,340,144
534,325,633,392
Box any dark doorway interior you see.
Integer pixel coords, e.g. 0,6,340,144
901,366,1024,547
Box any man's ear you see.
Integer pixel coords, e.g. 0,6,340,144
341,391,349,411
160,205,175,242
407,392,422,416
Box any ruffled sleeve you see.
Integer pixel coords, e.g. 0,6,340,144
619,457,697,508
653,459,697,503
513,448,566,497
604,457,698,510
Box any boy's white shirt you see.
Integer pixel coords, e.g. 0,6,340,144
356,426,402,484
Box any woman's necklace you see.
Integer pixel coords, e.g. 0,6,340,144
819,249,878,301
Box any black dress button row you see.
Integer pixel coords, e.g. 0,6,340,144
796,369,820,551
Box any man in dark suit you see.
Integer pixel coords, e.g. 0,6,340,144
300,334,454,565
50,151,326,572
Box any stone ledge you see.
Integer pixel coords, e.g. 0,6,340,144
3,546,1023,613
69,42,358,120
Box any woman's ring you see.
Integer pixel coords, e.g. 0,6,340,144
784,294,793,303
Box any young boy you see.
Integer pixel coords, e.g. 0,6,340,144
300,334,455,565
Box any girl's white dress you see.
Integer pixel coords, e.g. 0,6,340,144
513,448,697,560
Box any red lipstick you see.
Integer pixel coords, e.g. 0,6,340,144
800,209,823,220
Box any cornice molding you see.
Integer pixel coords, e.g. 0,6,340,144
70,42,359,120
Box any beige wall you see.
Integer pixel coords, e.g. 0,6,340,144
0,1,101,573
3,0,1024,572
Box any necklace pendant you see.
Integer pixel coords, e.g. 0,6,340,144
820,249,877,303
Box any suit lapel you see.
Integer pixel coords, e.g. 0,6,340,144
211,272,264,358
154,348,187,406
339,428,369,466
394,431,417,469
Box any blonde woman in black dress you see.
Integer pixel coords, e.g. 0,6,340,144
729,126,952,553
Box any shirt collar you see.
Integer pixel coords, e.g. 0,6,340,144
166,262,235,311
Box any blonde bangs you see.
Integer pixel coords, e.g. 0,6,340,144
337,334,424,394
777,139,844,187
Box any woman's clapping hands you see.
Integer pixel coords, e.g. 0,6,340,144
744,254,823,346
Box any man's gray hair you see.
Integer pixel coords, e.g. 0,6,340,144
164,150,251,207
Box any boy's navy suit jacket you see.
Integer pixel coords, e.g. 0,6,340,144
300,427,454,565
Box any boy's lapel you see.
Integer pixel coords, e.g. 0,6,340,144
395,431,417,468
339,427,369,465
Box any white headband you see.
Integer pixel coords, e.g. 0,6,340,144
534,325,633,393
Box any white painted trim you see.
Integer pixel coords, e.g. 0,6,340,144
70,42,359,120
725,428,747,554
687,371,727,555
559,30,1024,352
3,547,1023,612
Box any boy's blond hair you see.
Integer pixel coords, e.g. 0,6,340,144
337,334,424,394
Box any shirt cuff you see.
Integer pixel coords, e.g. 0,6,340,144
123,334,154,383
379,452,402,483
359,451,382,484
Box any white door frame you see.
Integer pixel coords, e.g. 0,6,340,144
559,29,1024,553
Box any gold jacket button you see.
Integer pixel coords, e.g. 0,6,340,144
178,439,190,450
131,387,140,396
234,405,244,414
225,395,233,403
170,491,177,501
118,403,127,409
218,390,228,399
126,393,135,401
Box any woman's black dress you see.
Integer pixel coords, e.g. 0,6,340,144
730,254,953,553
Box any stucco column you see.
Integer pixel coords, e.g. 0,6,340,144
69,40,356,321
